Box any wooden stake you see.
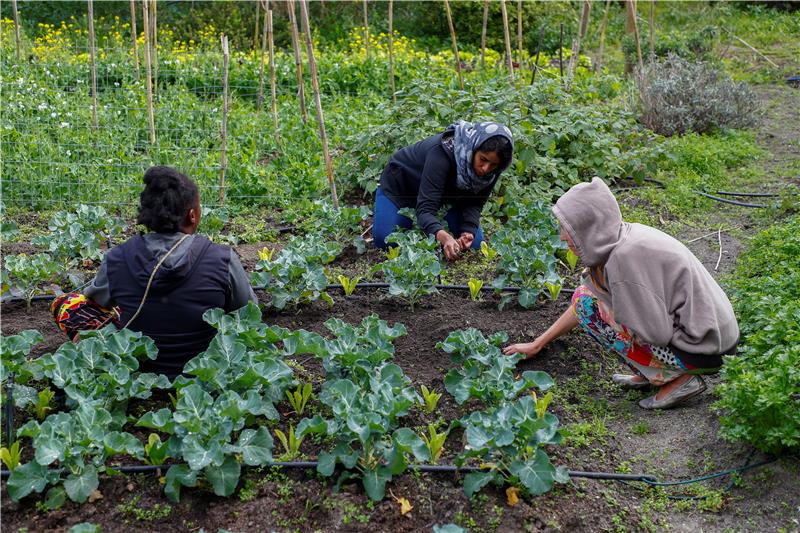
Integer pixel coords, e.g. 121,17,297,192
219,35,230,206
257,0,268,110
388,0,396,103
130,0,140,80
362,0,370,58
595,0,611,72
88,0,98,130
568,0,591,80
627,0,644,72
559,22,563,81
151,0,158,95
11,0,21,61
517,0,524,75
443,0,464,90
480,0,488,69
299,0,339,209
287,0,308,123
254,0,261,50
142,0,156,145
649,0,655,58
500,0,514,83
530,25,543,85
728,32,779,68
267,8,279,144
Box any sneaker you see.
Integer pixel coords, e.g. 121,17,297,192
638,376,707,410
612,373,652,391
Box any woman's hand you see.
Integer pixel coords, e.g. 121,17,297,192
456,232,474,251
436,230,462,261
503,339,546,359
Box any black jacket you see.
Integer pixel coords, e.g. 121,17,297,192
379,133,498,236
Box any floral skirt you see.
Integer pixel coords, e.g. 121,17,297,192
571,285,705,386
51,293,121,341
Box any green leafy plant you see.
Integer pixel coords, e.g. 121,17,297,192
565,249,579,272
338,274,362,297
380,232,441,310
32,387,56,420
307,202,371,253
385,246,401,260
251,235,341,309
545,281,561,301
198,205,237,245
418,384,443,415
468,278,484,301
1,330,46,411
1,441,22,470
420,423,448,464
1,253,60,309
286,383,314,416
32,205,125,267
274,424,305,460
480,241,498,261
144,434,170,466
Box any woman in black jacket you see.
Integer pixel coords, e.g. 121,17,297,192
373,121,513,260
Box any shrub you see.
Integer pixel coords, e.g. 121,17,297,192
636,54,759,136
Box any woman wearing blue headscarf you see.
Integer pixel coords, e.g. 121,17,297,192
372,121,514,260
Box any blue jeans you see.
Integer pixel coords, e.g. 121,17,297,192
372,187,484,249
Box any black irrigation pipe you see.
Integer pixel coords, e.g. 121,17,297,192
692,191,768,208
714,191,781,198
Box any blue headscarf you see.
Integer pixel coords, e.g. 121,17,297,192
442,120,514,193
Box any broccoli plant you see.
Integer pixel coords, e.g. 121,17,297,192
2,253,60,309
198,205,238,245
380,232,441,310
437,329,554,407
492,201,563,309
251,235,341,309
32,204,125,267
137,383,276,501
36,326,170,412
10,402,144,504
307,201,371,253
1,330,45,409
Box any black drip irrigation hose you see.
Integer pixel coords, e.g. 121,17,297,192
17,283,577,304
693,191,768,208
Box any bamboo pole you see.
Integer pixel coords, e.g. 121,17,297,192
151,0,158,95
287,0,308,123
11,0,21,61
480,0,488,69
530,25,543,85
130,0,140,80
267,8,279,145
649,0,655,58
559,22,564,80
388,0,396,103
595,0,611,72
500,0,515,83
517,0,523,75
568,0,592,80
254,0,260,50
362,0,370,58
626,0,644,72
219,35,230,206
257,0,268,110
443,0,464,90
299,0,339,209
142,0,156,144
88,0,98,130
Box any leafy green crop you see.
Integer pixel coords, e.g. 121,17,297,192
492,201,563,309
438,329,554,407
251,235,341,309
31,205,125,268
380,232,441,310
36,326,170,411
0,329,44,409
1,253,60,309
305,201,371,253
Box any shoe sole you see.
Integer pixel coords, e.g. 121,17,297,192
639,380,707,409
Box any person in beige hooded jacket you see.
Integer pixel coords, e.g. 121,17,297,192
504,177,739,409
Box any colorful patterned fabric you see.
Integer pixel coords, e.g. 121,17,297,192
571,284,708,386
51,293,121,341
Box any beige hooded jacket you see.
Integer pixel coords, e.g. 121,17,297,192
552,177,739,356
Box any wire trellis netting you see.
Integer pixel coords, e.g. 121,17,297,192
2,25,285,209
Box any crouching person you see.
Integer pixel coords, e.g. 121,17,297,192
52,166,257,378
503,177,739,409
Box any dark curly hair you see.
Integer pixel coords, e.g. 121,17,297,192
136,166,199,233
477,135,513,168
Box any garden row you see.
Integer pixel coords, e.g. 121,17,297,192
2,302,562,507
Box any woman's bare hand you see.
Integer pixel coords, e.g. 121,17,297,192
503,339,545,359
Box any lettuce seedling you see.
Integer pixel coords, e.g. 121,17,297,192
418,384,442,414
468,278,483,301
